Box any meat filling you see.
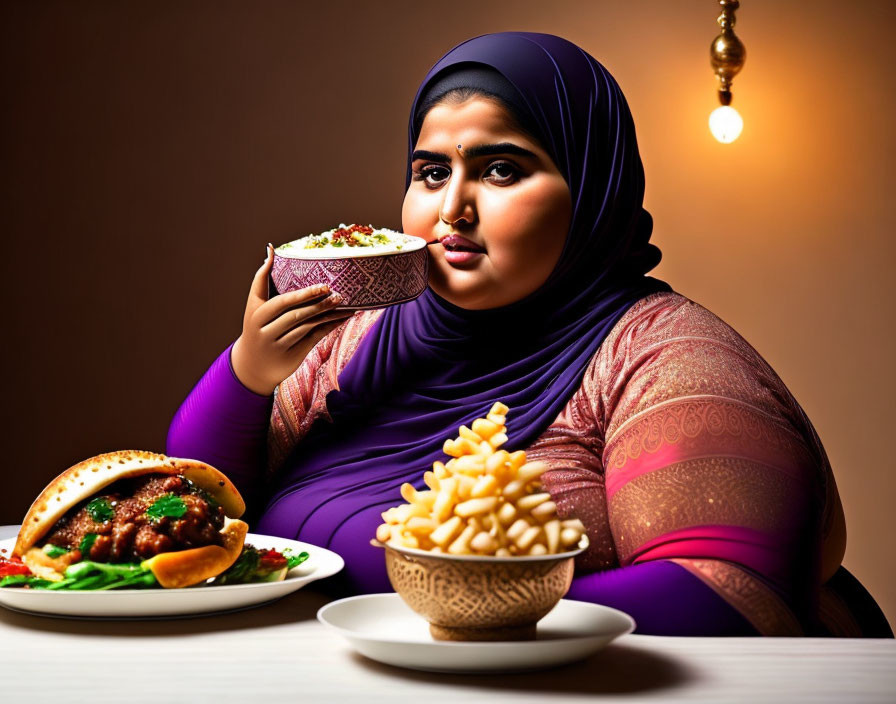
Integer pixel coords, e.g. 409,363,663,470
43,474,225,562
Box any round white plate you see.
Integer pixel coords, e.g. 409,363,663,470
0,533,344,619
317,593,635,673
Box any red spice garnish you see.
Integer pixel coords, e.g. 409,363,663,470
331,224,373,246
0,555,32,578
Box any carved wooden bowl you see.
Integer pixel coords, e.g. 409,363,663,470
271,235,428,310
375,538,588,642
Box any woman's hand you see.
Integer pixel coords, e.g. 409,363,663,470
231,244,354,396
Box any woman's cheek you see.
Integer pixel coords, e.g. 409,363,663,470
487,206,561,271
400,196,417,235
401,188,432,236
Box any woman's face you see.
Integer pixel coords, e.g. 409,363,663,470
402,96,571,310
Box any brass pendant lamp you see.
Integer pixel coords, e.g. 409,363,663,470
709,0,746,143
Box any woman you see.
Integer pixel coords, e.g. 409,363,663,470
167,31,890,637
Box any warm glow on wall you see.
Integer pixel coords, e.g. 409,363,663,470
709,0,746,143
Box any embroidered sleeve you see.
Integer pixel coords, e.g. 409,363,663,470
600,293,826,634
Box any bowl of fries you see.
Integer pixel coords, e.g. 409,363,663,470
372,402,589,642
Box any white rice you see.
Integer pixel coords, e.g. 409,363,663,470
275,224,425,259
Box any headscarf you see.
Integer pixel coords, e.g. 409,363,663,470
258,32,671,586
411,64,546,155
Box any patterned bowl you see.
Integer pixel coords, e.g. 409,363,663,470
374,536,588,642
271,229,429,310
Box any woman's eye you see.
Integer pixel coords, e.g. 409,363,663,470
485,161,519,183
411,161,519,188
413,165,449,188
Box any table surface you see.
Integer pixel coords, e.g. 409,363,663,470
2,525,894,703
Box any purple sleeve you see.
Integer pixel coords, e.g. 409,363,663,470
567,560,759,636
166,342,274,509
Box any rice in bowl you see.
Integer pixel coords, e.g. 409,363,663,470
271,224,429,309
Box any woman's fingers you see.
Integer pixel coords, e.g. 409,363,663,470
247,244,275,310
233,246,352,395
255,283,334,327
266,294,346,341
278,310,354,350
260,289,343,338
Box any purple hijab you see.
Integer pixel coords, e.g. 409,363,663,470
256,32,670,592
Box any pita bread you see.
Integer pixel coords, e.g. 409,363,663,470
142,517,249,588
13,450,246,558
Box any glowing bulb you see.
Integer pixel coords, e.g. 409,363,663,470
709,105,743,143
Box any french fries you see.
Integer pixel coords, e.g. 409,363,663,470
376,403,586,556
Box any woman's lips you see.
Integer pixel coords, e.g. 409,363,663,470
437,234,486,265
438,234,486,252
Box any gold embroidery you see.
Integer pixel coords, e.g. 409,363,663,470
606,398,813,472
609,457,810,562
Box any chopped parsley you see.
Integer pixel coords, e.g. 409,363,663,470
78,533,98,557
145,494,187,522
86,497,115,523
302,224,392,249
43,544,70,558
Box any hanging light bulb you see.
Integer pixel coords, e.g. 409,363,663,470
709,105,743,143
709,0,746,143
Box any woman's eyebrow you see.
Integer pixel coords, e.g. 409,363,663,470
412,142,537,162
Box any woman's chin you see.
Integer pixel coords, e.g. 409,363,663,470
428,282,504,311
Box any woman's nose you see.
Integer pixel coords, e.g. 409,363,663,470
439,175,475,226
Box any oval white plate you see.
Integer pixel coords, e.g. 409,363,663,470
317,593,635,673
0,533,344,619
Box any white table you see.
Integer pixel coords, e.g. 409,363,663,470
1,525,893,703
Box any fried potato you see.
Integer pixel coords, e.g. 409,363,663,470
376,403,587,556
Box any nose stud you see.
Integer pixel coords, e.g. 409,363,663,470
456,144,463,155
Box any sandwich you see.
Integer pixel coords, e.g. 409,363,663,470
2,451,259,589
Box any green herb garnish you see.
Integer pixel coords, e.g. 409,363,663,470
86,496,115,523
79,533,98,557
145,494,187,522
43,544,70,558
209,545,309,585
282,548,310,570
209,546,260,586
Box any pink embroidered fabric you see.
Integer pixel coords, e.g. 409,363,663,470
266,291,847,635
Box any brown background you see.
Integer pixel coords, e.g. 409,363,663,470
2,1,893,625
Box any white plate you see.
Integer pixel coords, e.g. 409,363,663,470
0,533,344,619
317,593,635,673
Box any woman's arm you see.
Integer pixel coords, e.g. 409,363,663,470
567,559,758,635
166,342,274,510
167,249,353,510
544,293,824,635
595,295,823,635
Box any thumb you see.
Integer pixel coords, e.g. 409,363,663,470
249,243,275,304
